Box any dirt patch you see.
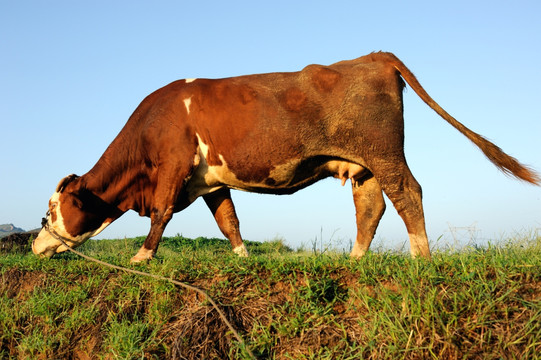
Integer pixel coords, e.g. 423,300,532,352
0,231,38,254
1,250,540,359
0,268,47,299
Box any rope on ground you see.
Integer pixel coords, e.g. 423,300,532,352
50,233,255,359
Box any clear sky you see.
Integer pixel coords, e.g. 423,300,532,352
1,1,540,251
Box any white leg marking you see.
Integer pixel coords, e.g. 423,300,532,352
185,78,197,83
350,241,367,258
233,244,249,257
184,97,192,114
131,247,155,263
408,233,430,258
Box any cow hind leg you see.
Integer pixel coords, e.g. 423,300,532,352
350,175,386,258
372,164,431,259
204,188,248,257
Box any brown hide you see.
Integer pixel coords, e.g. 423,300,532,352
35,52,539,261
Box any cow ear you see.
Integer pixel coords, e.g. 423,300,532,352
56,174,79,193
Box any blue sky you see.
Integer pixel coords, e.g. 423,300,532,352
1,1,540,251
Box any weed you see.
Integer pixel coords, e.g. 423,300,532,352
1,233,540,359
103,317,157,359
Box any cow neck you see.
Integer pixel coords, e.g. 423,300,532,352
82,150,148,215
81,111,157,216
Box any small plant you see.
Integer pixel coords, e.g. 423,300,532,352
103,317,156,359
1,232,539,359
308,227,344,256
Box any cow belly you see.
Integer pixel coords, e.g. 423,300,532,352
185,150,368,200
185,154,303,199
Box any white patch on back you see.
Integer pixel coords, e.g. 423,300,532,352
183,97,192,114
185,78,197,83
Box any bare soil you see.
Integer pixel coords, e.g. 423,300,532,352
0,231,38,254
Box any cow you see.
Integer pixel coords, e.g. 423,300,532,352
32,52,540,262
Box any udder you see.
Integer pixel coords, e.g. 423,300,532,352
326,160,367,186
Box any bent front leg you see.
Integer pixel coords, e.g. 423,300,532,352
204,188,248,257
131,206,175,263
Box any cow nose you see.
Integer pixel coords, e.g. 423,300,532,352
31,229,58,258
31,233,43,255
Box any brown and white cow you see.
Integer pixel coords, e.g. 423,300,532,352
32,52,539,262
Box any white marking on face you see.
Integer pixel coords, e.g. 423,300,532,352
50,191,68,236
185,78,197,83
37,191,112,253
183,97,192,114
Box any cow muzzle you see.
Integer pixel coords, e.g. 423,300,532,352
32,216,76,258
32,228,62,258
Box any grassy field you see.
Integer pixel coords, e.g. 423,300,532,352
1,232,540,359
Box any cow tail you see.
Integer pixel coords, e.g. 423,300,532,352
373,52,540,185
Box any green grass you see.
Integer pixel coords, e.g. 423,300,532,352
1,233,540,359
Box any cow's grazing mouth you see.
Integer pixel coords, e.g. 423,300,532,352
32,52,540,262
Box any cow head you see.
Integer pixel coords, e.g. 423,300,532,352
32,174,114,258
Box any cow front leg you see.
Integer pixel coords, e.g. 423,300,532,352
203,188,248,257
131,206,174,263
350,175,386,258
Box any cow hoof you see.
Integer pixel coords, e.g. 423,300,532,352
130,247,155,263
233,244,249,257
349,244,368,258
